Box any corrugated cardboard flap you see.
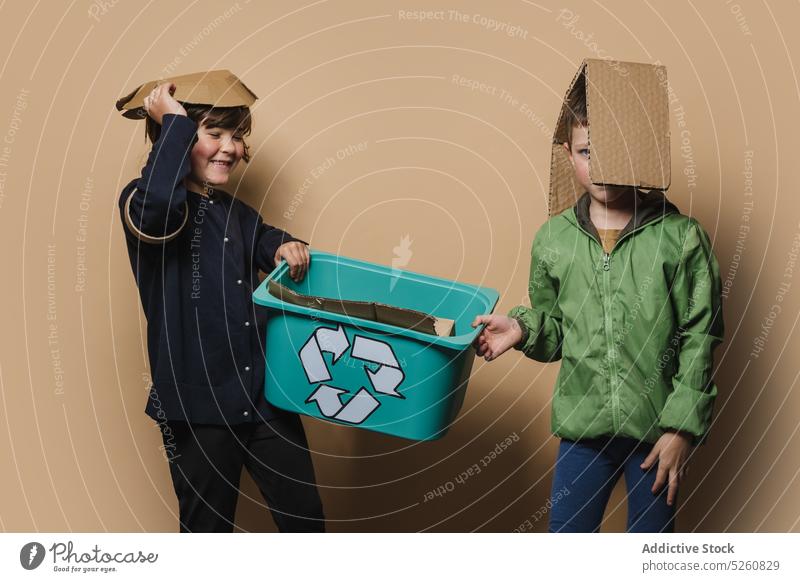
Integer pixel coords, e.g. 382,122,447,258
268,280,455,337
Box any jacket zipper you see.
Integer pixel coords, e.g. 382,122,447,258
575,215,669,433
600,250,620,430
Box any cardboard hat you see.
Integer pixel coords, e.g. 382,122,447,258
116,69,258,119
549,59,670,217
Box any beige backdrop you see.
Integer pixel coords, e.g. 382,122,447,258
0,0,798,532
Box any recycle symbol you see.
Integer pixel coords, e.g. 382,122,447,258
299,324,405,424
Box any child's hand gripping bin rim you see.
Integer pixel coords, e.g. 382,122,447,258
252,250,500,441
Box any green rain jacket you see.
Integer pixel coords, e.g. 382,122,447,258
509,190,724,445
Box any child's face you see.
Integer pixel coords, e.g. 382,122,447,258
564,125,630,205
188,121,245,190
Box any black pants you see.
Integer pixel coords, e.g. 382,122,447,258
160,412,325,532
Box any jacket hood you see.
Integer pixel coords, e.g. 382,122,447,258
565,189,681,244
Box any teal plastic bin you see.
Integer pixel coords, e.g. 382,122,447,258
252,251,498,441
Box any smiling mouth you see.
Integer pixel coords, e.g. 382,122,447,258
210,160,233,168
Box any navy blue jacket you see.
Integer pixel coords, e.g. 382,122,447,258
119,114,303,424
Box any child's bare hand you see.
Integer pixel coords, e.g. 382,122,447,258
274,242,310,282
471,314,523,361
640,430,693,506
143,82,187,125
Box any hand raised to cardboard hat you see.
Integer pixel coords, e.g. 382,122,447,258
116,70,258,120
142,82,187,126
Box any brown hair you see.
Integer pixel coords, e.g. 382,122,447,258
145,104,253,162
564,78,587,149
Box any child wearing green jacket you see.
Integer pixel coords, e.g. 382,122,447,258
473,60,724,532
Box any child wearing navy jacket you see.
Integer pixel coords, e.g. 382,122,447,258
118,76,324,532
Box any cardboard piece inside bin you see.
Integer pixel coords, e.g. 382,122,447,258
116,70,258,119
268,280,456,337
549,59,670,217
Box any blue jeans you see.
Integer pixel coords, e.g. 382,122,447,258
548,437,675,533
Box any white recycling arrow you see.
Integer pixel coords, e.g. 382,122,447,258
299,340,328,383
352,335,397,366
352,336,405,398
299,325,350,383
333,388,381,423
305,384,346,417
304,385,380,424
316,325,349,362
366,366,404,398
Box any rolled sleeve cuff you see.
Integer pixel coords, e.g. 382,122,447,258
507,306,533,351
658,379,718,446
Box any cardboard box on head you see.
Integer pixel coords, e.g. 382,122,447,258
115,69,258,119
549,59,671,217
